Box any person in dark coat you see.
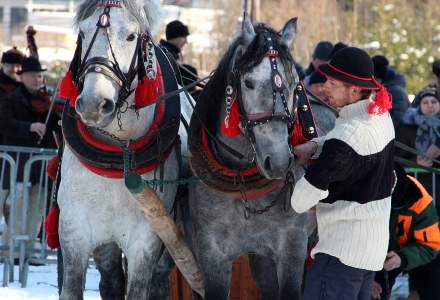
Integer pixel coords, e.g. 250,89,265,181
304,41,333,77
159,20,190,62
373,55,410,129
371,163,440,300
0,57,60,258
0,47,24,96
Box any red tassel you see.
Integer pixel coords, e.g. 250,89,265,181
58,71,79,108
368,78,392,115
134,76,161,108
221,99,241,137
291,119,308,146
46,155,59,182
45,206,60,249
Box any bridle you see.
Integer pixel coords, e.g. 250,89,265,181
74,5,153,113
224,32,298,143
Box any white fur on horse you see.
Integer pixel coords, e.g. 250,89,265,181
133,186,205,297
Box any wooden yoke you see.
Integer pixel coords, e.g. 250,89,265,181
130,184,205,298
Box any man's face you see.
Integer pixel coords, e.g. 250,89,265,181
323,78,354,108
168,36,188,51
2,63,22,81
20,71,43,94
310,82,328,103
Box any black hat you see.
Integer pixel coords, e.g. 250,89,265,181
329,42,348,59
18,57,46,74
166,20,190,40
1,47,24,64
372,55,389,79
432,59,440,77
312,41,333,61
309,71,326,85
318,47,379,89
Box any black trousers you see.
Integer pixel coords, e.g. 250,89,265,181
409,255,440,300
302,253,374,300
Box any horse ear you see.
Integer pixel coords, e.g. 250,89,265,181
142,0,164,35
241,13,256,50
280,17,298,50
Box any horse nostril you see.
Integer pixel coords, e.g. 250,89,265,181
101,98,115,115
264,156,272,172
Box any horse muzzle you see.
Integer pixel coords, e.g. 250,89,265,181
75,95,116,127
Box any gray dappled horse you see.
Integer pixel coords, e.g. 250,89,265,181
187,17,336,300
56,0,194,299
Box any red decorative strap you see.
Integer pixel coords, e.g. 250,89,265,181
221,99,241,137
201,128,258,177
76,100,165,153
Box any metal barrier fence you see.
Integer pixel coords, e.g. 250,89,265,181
0,145,57,287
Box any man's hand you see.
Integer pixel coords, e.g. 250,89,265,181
293,142,318,167
371,281,382,299
426,144,440,159
30,122,46,138
383,251,402,271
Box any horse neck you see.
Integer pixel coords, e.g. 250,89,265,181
212,100,255,169
89,96,156,144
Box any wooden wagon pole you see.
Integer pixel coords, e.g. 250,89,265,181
125,175,205,297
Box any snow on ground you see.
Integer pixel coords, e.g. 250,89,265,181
0,259,410,300
0,263,101,300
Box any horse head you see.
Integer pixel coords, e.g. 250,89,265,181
221,16,299,179
72,0,163,139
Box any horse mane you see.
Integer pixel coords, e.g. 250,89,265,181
74,0,163,35
199,23,295,132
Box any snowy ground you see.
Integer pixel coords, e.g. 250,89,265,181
0,263,101,300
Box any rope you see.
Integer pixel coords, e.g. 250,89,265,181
143,176,204,186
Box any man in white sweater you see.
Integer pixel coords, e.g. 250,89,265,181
291,47,395,300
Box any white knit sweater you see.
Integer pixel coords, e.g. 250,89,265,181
291,99,395,271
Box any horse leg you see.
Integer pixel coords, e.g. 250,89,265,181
59,242,90,300
149,247,174,300
196,248,233,300
276,238,308,300
93,242,125,300
125,245,159,300
248,254,279,299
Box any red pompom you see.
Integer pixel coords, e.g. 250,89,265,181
45,206,60,249
58,71,79,108
46,155,59,182
291,119,308,146
134,76,161,108
368,78,392,115
221,99,241,137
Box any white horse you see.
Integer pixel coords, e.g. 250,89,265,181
57,0,194,299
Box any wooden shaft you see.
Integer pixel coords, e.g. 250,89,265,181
133,186,205,298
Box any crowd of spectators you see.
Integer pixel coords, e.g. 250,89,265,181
1,22,440,300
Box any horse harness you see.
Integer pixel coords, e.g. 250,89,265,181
61,3,181,182
189,34,318,218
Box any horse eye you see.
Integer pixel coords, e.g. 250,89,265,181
244,79,255,89
126,33,136,41
79,30,85,39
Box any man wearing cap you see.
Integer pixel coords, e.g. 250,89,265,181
291,47,395,300
159,20,190,62
0,47,24,96
0,57,59,258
